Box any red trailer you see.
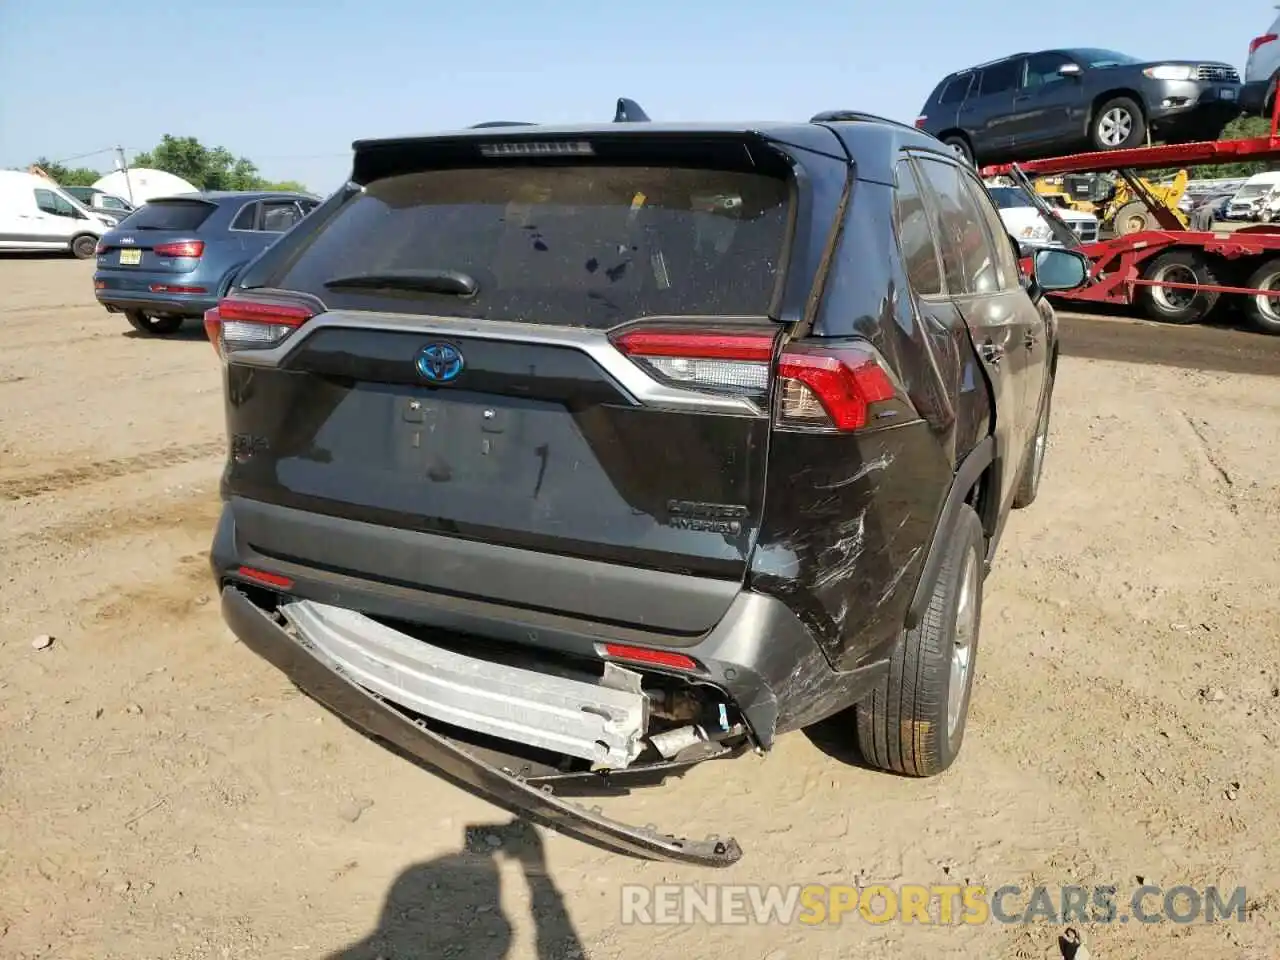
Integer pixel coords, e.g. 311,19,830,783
981,106,1280,335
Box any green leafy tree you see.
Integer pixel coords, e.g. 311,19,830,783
131,134,308,193
30,156,101,186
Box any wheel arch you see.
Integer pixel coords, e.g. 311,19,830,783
1089,88,1147,127
904,435,996,630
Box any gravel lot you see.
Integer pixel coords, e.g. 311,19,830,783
2,257,1278,959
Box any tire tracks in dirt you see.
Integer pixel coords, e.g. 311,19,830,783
0,441,224,501
10,487,222,553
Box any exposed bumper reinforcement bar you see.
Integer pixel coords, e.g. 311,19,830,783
277,598,649,769
221,586,743,867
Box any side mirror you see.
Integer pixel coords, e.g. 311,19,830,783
1033,247,1089,292
1058,63,1083,78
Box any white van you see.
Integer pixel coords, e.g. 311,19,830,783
0,170,118,259
1224,171,1280,222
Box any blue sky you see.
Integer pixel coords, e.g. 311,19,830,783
0,0,1260,195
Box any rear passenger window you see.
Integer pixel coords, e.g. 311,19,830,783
260,201,303,232
262,164,791,328
977,60,1021,96
914,157,1001,296
892,160,943,297
939,75,973,105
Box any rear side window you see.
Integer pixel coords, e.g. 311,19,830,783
231,202,258,230
265,165,791,328
892,160,944,297
119,199,215,231
938,74,973,105
977,60,1021,96
914,157,1002,296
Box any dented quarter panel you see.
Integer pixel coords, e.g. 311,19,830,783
749,175,989,674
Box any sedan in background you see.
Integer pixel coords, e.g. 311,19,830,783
93,191,319,336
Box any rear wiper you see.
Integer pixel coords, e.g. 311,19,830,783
323,269,478,297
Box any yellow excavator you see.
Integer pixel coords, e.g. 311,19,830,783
1033,169,1190,235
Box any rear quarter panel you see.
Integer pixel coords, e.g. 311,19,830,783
750,177,990,674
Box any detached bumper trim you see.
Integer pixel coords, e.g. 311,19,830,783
221,586,743,867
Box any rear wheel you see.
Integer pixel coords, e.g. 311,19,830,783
125,310,184,336
853,503,985,777
1242,257,1280,335
1090,96,1147,151
1135,249,1219,325
70,234,98,259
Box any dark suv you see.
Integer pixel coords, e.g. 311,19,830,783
207,105,1087,865
918,48,1243,166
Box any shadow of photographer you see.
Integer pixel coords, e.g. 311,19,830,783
326,817,586,960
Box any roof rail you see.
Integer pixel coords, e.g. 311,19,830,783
469,120,537,128
614,97,650,122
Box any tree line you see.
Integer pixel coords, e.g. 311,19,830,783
32,135,308,194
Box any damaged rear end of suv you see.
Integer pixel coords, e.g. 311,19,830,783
208,108,1068,864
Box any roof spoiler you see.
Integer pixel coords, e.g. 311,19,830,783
468,98,651,129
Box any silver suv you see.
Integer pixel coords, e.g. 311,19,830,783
1244,13,1280,116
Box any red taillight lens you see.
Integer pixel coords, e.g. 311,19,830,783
94,240,107,255
1250,33,1277,54
914,116,928,129
776,342,898,432
612,327,775,396
153,240,205,258
600,643,698,671
207,295,316,359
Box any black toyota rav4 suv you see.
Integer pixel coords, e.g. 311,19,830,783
207,103,1088,865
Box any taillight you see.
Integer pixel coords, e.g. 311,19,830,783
153,240,205,258
1250,33,1277,54
94,240,107,255
612,327,775,397
611,326,903,433
776,341,899,432
914,116,928,129
205,295,316,358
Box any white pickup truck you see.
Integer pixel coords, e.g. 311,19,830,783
984,183,1099,249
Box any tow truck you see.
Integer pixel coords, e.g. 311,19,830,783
980,100,1280,335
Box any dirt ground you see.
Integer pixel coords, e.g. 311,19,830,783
2,257,1278,960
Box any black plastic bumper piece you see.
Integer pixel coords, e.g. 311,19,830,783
220,585,744,867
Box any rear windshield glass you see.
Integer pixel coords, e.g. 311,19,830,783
264,164,792,328
119,199,215,231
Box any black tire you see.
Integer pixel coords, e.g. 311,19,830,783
1090,96,1147,151
125,310,184,336
1135,249,1219,325
1111,200,1155,236
1013,374,1053,509
854,503,985,777
942,135,974,166
70,234,98,259
1241,257,1280,335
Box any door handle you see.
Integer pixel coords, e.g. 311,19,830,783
980,340,1004,365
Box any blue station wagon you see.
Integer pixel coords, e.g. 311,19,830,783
94,190,319,336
